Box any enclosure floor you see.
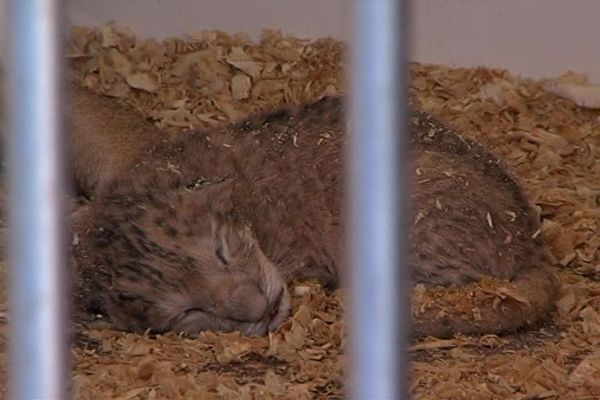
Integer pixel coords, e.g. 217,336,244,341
1,25,600,399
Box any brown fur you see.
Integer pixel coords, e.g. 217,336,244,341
68,84,171,197
71,91,559,337
72,182,290,336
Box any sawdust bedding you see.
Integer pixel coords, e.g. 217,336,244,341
1,23,600,399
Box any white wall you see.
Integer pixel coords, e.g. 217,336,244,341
410,0,600,82
3,0,600,82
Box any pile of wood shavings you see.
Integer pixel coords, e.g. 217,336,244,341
0,24,599,399
68,24,343,133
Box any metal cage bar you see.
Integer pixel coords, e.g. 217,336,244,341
348,0,409,398
6,0,69,399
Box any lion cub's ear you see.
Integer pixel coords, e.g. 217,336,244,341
209,215,233,266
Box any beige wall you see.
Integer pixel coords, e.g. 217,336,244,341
410,0,600,82
2,0,599,82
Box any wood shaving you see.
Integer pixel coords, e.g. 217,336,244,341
544,71,600,109
67,24,344,134
0,23,599,399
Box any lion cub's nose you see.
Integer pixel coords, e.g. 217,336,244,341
227,283,268,322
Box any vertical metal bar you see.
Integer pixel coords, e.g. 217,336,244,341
347,0,408,399
6,1,69,399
